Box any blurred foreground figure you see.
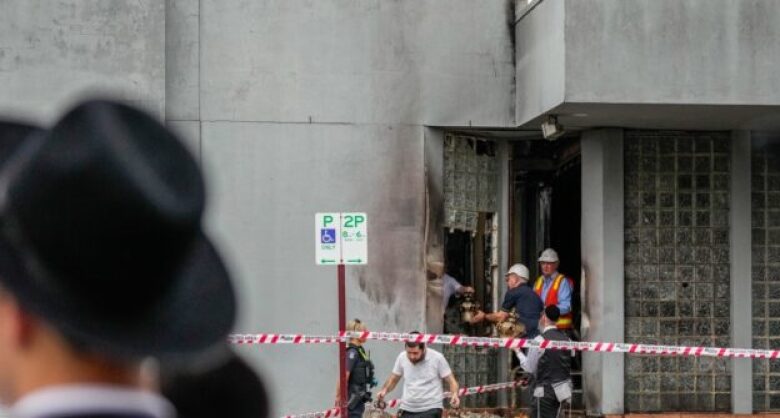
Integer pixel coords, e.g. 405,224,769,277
160,350,268,418
0,100,236,418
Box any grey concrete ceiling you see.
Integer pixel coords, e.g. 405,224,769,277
519,103,780,134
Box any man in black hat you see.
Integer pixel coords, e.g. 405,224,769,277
0,100,236,418
514,306,572,418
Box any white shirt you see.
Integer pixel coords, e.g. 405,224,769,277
513,325,558,374
391,348,452,412
11,384,175,418
441,274,463,308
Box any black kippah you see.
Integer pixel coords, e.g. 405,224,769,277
545,305,561,322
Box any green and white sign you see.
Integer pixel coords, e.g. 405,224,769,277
315,212,367,265
340,212,367,265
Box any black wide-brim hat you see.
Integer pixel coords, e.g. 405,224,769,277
0,101,235,359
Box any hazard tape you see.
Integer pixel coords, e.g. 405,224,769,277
281,381,521,418
283,407,340,418
229,334,342,345
230,331,780,359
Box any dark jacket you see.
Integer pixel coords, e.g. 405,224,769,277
536,327,572,386
502,283,544,338
347,344,373,391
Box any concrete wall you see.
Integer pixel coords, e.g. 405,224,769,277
0,1,165,123
730,131,751,414
203,122,426,413
1,0,515,415
565,0,780,105
515,0,780,127
581,129,625,415
199,0,515,127
190,1,516,414
514,0,565,127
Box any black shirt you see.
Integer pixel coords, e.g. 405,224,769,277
501,283,544,338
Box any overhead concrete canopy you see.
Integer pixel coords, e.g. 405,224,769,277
515,0,780,131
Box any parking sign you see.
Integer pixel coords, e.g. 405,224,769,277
315,212,367,265
315,213,341,264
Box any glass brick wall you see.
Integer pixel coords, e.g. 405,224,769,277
624,131,731,412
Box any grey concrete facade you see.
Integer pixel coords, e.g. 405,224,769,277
183,1,516,414
515,0,780,130
202,121,427,412
564,1,780,106
514,0,565,128
0,1,165,123
581,129,625,415
730,131,752,414
199,0,514,127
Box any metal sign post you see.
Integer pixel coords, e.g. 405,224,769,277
316,212,368,416
337,263,346,415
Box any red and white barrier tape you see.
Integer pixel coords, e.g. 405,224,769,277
282,381,521,418
230,331,780,359
230,334,342,345
283,407,340,418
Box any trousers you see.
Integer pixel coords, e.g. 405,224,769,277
398,408,442,418
532,384,567,418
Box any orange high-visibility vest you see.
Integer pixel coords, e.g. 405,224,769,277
534,274,573,329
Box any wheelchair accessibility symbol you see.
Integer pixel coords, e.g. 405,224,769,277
320,228,337,244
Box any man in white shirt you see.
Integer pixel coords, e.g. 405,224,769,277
0,101,236,418
376,334,460,418
427,261,474,314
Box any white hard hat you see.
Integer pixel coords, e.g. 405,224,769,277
538,248,559,263
505,264,530,280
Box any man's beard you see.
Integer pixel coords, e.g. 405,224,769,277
409,352,426,364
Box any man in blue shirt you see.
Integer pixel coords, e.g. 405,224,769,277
470,264,544,338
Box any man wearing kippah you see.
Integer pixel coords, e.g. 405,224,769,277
514,306,573,418
0,100,236,418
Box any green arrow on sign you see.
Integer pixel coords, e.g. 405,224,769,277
346,259,362,263
321,259,336,264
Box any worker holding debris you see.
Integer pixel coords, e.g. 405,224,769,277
469,263,544,338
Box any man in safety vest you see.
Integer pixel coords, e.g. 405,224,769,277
534,248,575,336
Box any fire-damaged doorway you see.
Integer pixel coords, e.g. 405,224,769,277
435,134,501,408
426,131,586,411
510,135,583,410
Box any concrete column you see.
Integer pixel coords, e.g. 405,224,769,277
424,127,445,334
730,130,752,414
581,128,625,415
496,140,512,407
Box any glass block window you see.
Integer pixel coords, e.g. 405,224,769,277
752,139,780,412
443,134,497,232
624,131,731,412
